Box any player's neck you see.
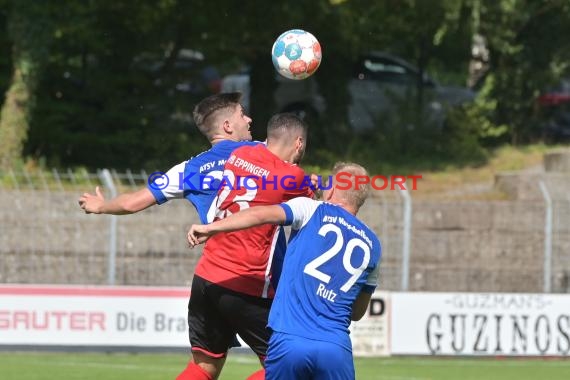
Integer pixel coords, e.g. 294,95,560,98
267,144,296,164
330,197,358,215
340,204,358,215
209,135,234,145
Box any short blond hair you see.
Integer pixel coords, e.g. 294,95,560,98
331,162,370,209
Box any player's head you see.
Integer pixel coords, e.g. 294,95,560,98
266,113,308,164
193,92,252,142
325,162,370,214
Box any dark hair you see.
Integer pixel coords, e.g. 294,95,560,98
192,92,242,137
266,113,308,141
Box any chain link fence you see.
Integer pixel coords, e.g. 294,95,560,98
0,168,569,293
0,169,198,286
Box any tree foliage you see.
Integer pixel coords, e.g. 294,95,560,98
0,0,56,169
477,0,570,143
0,0,568,171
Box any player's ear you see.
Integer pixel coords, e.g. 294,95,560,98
222,119,232,134
324,185,335,201
296,136,304,151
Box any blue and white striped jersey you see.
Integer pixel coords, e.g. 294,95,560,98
147,140,259,223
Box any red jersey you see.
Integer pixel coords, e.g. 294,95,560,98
195,144,313,298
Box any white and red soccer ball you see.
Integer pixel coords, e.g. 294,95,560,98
271,29,322,80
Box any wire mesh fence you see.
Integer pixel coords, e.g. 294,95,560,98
0,168,569,293
0,168,198,287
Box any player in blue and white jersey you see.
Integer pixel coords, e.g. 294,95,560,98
147,136,259,223
79,92,256,222
188,162,382,380
79,92,281,380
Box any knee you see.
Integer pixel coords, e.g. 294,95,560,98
191,350,226,379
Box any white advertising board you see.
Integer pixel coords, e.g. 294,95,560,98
0,285,190,348
391,292,570,356
350,291,390,356
0,285,390,355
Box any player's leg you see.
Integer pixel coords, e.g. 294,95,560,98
245,368,265,380
213,285,272,379
176,351,225,380
243,354,266,379
178,275,236,380
215,286,272,358
264,332,315,379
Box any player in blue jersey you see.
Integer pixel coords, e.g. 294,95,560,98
78,92,260,379
78,92,255,222
188,162,382,380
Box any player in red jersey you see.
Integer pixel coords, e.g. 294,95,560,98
176,113,314,380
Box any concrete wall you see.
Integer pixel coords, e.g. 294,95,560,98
1,190,569,293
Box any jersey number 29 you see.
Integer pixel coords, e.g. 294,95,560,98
303,223,370,292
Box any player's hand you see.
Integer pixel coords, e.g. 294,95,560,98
187,224,212,248
309,173,323,200
310,173,319,188
78,186,105,214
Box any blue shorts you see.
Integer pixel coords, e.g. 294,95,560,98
265,332,355,380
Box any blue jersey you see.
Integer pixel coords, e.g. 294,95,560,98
270,197,382,351
147,140,259,224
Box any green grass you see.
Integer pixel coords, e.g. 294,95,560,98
1,351,569,380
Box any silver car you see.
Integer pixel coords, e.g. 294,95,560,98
222,51,475,131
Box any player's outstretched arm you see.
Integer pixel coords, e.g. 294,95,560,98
187,205,286,247
78,187,156,215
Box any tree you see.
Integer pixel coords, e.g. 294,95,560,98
0,1,55,169
4,0,567,170
343,0,473,106
25,0,214,169
478,0,570,144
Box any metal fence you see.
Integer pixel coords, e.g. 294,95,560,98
0,168,569,293
0,169,196,287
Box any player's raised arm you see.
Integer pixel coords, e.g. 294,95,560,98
187,205,287,247
78,186,156,215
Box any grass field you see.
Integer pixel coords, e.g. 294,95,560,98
1,351,569,380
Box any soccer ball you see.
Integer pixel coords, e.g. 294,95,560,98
271,29,322,80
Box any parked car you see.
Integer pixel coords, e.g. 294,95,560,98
538,78,570,107
135,48,221,97
222,51,475,131
538,78,570,141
